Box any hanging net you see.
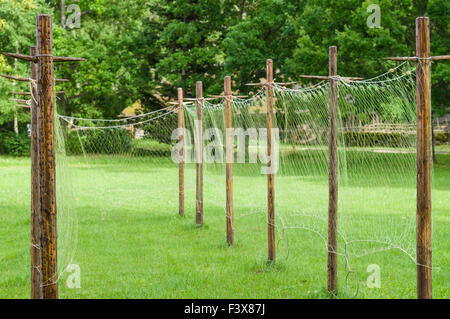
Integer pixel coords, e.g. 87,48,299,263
54,61,423,297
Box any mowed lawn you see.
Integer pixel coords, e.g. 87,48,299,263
0,149,449,299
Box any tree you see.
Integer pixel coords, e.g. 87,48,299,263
52,0,164,118
0,0,51,131
223,0,300,93
150,0,242,98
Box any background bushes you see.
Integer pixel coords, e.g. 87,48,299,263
343,132,416,148
0,133,30,156
435,132,449,145
66,129,132,155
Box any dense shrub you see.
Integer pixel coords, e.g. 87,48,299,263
66,129,132,154
343,132,416,148
65,131,85,155
0,133,31,156
434,132,449,145
142,113,178,145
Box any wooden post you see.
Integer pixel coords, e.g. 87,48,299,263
36,14,58,299
224,76,234,245
196,81,204,225
328,46,338,295
416,17,432,299
178,88,184,216
30,45,41,299
266,59,275,262
129,124,135,138
13,43,19,135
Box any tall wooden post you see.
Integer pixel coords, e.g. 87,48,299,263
328,46,338,295
196,81,204,225
416,17,432,299
224,76,234,245
36,14,58,299
13,43,19,135
266,59,275,262
178,88,184,217
30,45,41,299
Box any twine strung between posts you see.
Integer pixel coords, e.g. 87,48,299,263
59,106,180,130
342,242,359,298
31,265,42,275
31,242,41,250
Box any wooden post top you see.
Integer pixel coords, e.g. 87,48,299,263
385,19,449,63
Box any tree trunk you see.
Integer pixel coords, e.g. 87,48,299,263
61,0,66,28
14,114,19,135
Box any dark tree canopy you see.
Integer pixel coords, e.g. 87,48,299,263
0,0,448,128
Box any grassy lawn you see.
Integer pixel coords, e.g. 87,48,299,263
0,149,448,299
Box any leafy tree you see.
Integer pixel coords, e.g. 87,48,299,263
0,0,447,129
0,0,51,130
52,0,163,118
223,0,300,93
150,0,241,97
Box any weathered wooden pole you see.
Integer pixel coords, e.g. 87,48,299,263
328,45,338,295
382,18,450,299
129,124,135,138
196,81,204,225
416,17,432,299
13,43,19,135
224,76,234,245
266,59,275,262
178,87,184,216
30,45,41,299
36,14,58,299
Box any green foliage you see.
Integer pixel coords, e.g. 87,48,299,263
0,0,448,130
223,0,298,91
0,0,52,126
435,132,449,145
343,131,416,147
66,129,132,154
65,130,84,155
130,138,172,157
142,113,178,144
0,132,30,156
150,0,240,97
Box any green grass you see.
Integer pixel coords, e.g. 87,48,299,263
0,150,449,299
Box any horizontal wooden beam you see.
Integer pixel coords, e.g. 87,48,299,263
208,94,248,98
300,75,363,81
9,92,33,96
276,82,297,85
300,75,329,80
341,76,363,80
0,74,69,82
246,82,266,87
53,56,87,62
9,91,65,95
385,55,449,62
246,81,296,87
16,104,31,108
168,101,193,105
384,56,417,61
183,97,216,101
1,52,87,63
9,98,30,104
431,55,450,61
0,74,29,82
1,52,35,61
